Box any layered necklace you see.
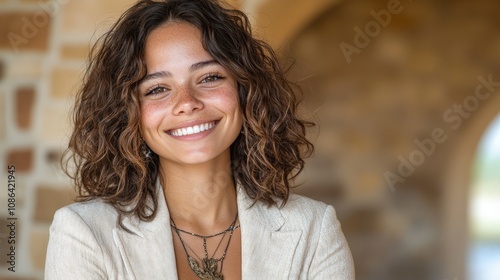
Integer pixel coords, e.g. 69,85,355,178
170,213,239,280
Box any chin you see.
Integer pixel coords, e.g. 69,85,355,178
164,151,227,166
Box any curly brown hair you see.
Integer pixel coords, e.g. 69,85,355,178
63,0,314,226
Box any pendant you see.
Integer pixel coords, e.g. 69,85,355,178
187,256,223,280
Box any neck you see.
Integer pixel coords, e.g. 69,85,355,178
159,153,238,233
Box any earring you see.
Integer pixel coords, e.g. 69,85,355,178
141,141,152,159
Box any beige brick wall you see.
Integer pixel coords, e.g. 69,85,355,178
0,0,135,278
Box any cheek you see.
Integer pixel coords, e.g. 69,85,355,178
140,103,165,133
218,88,241,114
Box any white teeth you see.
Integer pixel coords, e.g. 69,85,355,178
170,121,215,136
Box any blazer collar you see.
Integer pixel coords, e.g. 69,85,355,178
237,187,302,280
112,180,178,279
113,182,302,280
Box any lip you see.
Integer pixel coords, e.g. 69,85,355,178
165,119,220,139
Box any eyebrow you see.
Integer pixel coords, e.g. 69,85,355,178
140,60,220,84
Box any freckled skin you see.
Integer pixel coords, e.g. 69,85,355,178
139,22,243,168
138,22,243,279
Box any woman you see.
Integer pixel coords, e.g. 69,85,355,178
45,0,355,279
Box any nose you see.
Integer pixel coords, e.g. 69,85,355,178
172,85,203,115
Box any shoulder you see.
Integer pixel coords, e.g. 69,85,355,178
51,199,119,230
46,200,114,279
275,193,347,251
284,192,329,213
279,192,334,227
282,193,355,278
246,191,342,236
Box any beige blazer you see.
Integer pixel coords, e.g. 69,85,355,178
45,185,355,279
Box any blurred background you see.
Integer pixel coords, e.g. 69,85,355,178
0,0,499,279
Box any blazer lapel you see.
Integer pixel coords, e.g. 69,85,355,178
112,185,178,280
238,187,302,280
111,183,302,280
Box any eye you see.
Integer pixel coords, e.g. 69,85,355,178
145,85,169,96
201,73,224,83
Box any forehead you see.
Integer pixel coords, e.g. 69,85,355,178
145,22,202,51
143,22,212,67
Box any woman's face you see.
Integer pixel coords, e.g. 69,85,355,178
139,22,243,168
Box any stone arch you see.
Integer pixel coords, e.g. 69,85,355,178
246,0,500,278
442,91,500,279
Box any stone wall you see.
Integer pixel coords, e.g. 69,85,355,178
289,0,500,279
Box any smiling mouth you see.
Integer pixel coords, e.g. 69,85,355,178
168,121,218,137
